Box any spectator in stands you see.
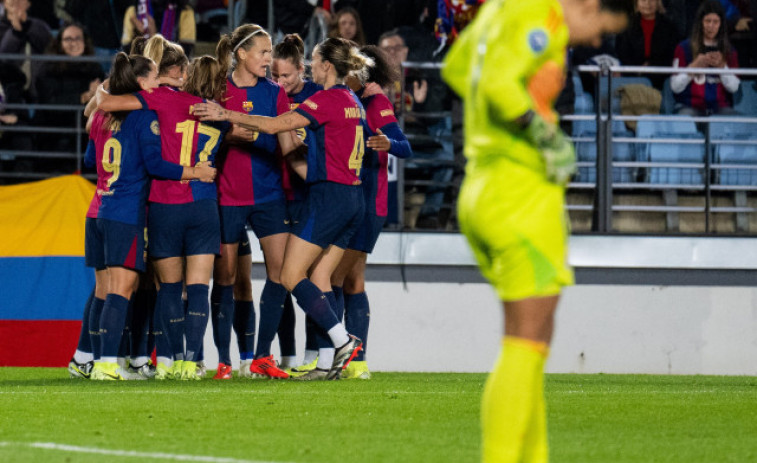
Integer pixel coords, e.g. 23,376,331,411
59,0,131,73
380,28,454,229
725,0,755,68
616,0,681,90
349,0,428,45
0,0,51,158
273,0,331,39
671,0,740,116
328,7,365,45
121,0,196,57
34,21,104,154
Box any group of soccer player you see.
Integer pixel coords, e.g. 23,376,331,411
67,22,411,383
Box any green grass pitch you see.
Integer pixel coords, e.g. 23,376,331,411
0,369,755,462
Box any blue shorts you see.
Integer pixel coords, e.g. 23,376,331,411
347,212,386,254
148,200,220,258
85,217,146,272
286,199,306,229
294,182,364,249
220,200,289,244
238,228,252,256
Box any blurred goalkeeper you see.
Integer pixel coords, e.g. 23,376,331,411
442,0,632,462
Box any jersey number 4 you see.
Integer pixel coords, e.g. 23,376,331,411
349,126,365,177
176,120,222,166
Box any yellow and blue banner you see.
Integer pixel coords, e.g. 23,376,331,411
0,175,95,366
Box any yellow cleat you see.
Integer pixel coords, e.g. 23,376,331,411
155,362,173,380
90,361,125,381
342,360,371,380
180,360,202,380
287,358,317,378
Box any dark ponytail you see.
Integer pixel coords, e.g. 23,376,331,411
274,33,305,66
108,52,154,125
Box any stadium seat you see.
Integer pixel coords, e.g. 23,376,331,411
574,119,636,184
715,134,757,186
661,78,676,114
636,116,704,185
572,72,595,114
733,81,757,116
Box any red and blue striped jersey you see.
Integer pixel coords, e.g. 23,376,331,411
217,77,290,206
294,85,367,186
362,93,400,217
136,86,228,204
673,40,739,112
85,109,184,225
282,79,322,201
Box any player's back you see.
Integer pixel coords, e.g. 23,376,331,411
442,0,569,173
136,86,226,204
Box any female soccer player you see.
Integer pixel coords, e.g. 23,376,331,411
86,53,215,380
271,33,323,373
97,54,231,380
333,45,412,380
194,37,371,380
210,24,294,380
442,0,631,460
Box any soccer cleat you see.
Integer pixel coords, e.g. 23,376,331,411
291,367,329,381
90,361,125,381
68,358,93,379
155,362,173,380
128,361,156,379
238,359,252,378
196,361,207,377
288,358,317,377
170,360,184,379
213,363,233,380
180,361,202,380
250,356,290,379
342,360,371,380
329,335,363,380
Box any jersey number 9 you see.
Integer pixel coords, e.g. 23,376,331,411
102,138,122,188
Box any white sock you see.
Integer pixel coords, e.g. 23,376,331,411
280,356,297,368
327,324,349,348
100,356,117,364
117,357,127,368
131,356,150,368
157,356,173,367
303,349,318,364
316,348,334,370
73,349,93,364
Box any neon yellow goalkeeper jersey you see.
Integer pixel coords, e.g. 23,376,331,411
442,0,569,173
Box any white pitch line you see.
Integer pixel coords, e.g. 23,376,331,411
0,441,295,463
0,389,472,395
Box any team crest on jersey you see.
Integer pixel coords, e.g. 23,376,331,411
380,109,394,118
304,100,318,110
296,127,307,141
150,120,160,135
528,29,549,54
243,101,253,112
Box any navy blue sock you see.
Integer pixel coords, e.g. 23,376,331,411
233,300,256,360
345,292,370,361
99,294,130,359
185,284,210,363
130,287,152,359
152,287,170,362
75,288,95,354
291,279,339,332
305,315,318,351
117,295,134,359
88,297,105,360
255,279,288,358
277,292,297,357
157,282,185,361
332,286,345,323
212,284,234,365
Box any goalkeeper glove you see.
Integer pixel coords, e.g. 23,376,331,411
522,111,576,185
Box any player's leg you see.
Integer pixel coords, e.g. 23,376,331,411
277,292,298,369
250,231,290,378
233,250,255,377
341,252,372,379
89,269,108,363
68,286,95,378
183,253,215,379
129,271,157,378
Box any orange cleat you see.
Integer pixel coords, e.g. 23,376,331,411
249,355,290,379
213,363,233,380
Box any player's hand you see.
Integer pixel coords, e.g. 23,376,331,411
229,124,256,142
160,75,183,88
413,79,428,104
193,102,228,121
362,82,385,98
367,129,391,152
94,83,108,109
193,161,216,183
523,112,575,185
